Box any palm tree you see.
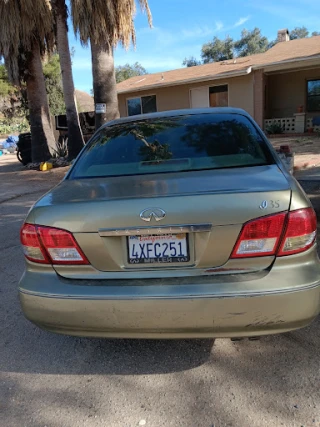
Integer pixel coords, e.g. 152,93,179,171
51,0,85,159
70,0,152,130
0,0,56,163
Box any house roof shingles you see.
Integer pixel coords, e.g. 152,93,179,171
117,36,320,94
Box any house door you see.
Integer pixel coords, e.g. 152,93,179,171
190,85,229,108
190,87,209,108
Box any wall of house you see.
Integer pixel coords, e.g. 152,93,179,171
253,70,265,128
267,68,320,119
118,74,254,118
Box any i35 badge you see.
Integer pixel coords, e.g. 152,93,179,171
140,208,166,222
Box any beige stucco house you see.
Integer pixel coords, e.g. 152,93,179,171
117,30,320,133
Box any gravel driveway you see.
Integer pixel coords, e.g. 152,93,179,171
0,156,319,427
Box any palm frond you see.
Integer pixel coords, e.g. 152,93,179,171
0,0,54,83
70,0,152,48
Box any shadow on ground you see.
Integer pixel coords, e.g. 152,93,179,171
1,313,319,377
0,161,24,174
1,320,319,427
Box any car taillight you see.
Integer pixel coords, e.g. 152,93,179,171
20,224,89,265
278,208,317,256
231,208,317,259
231,212,286,258
20,224,49,263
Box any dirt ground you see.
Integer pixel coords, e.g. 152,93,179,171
0,154,69,203
270,135,320,170
270,135,320,155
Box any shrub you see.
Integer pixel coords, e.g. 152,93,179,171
0,118,30,135
265,121,284,135
52,135,68,158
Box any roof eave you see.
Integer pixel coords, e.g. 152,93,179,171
253,55,320,73
117,66,252,95
116,54,320,95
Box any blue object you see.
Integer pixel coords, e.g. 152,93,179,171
6,135,18,142
4,135,18,149
312,116,320,126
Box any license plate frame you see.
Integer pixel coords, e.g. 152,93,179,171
127,233,190,265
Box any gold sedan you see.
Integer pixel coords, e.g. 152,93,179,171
19,109,320,338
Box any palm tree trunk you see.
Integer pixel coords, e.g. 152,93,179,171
25,41,55,163
91,41,119,130
52,0,84,159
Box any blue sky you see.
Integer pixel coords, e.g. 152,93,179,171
69,0,320,94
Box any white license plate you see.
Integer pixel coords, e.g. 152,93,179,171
128,234,189,264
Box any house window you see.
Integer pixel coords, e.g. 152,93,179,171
307,80,320,112
127,95,157,116
209,85,228,107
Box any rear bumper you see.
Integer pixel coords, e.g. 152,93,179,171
19,273,320,339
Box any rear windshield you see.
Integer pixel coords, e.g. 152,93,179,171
69,113,274,179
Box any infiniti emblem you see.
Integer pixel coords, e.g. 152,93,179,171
259,200,268,210
140,208,166,222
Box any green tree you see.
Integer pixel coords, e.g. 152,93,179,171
0,64,14,97
201,36,234,63
0,0,56,163
311,31,320,37
115,62,147,83
267,39,277,49
70,0,152,130
0,62,29,124
43,54,65,116
234,28,269,57
182,56,201,67
290,26,309,40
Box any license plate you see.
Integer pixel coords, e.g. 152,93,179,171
128,234,189,264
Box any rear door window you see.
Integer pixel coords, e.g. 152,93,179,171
69,113,274,179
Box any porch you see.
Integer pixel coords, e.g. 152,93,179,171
261,66,320,134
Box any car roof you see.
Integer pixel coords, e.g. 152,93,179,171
101,107,251,129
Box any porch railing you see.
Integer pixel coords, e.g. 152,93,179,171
264,117,320,133
264,118,296,133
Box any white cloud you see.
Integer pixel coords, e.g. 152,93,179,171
137,23,224,47
215,21,224,32
234,16,251,27
181,26,212,38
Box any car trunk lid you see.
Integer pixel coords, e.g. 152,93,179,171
29,165,291,275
